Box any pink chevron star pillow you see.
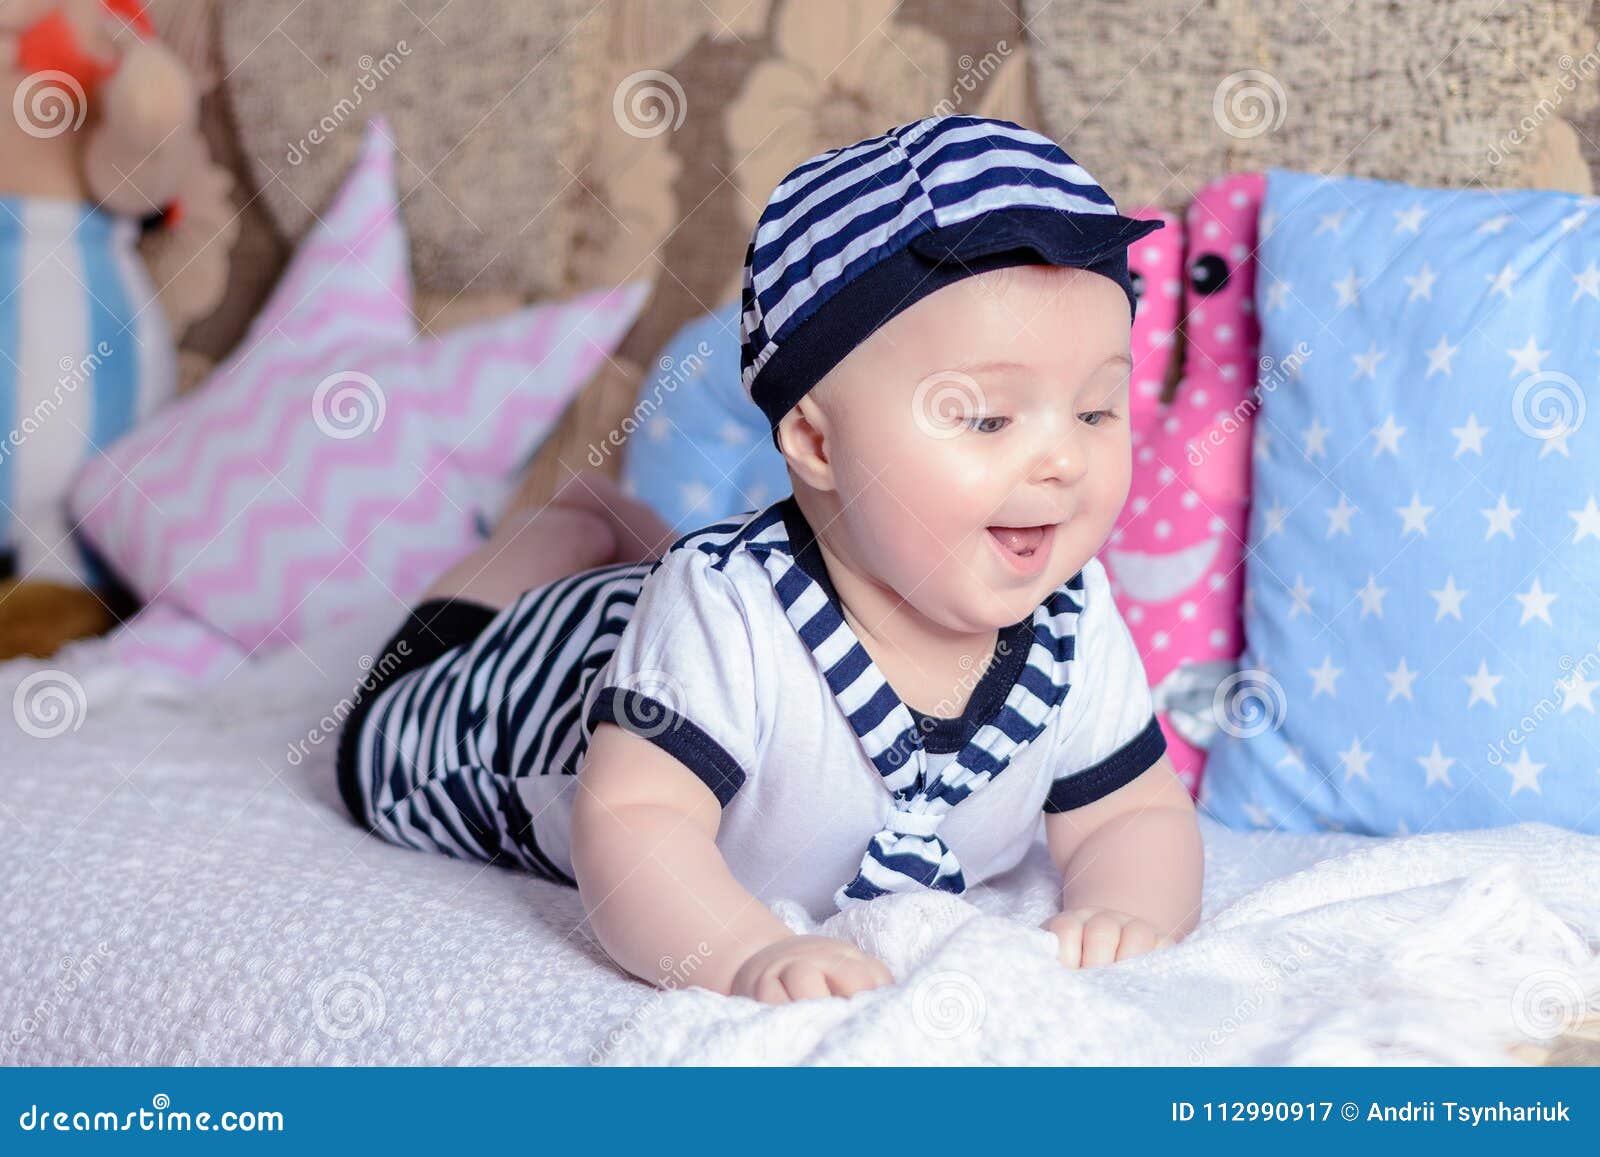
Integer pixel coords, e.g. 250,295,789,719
69,118,649,654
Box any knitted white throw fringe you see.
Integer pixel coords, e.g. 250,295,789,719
1,609,1595,1066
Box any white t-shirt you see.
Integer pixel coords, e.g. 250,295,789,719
559,496,1166,920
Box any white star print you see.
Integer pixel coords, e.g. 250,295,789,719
1242,798,1274,827
1372,414,1407,455
1559,206,1592,233
1477,213,1513,235
1486,263,1518,298
1429,575,1468,621
1481,493,1521,541
1559,669,1599,714
1352,341,1387,380
678,480,712,515
1385,657,1417,701
1287,574,1314,618
1506,334,1550,377
1570,496,1600,543
717,420,751,446
1464,659,1503,708
1262,502,1289,539
1404,262,1439,301
1308,654,1343,697
1339,737,1373,782
1396,491,1434,535
1332,269,1362,307
1276,744,1306,772
1302,418,1330,458
1326,495,1358,537
1417,742,1455,788
1316,208,1349,235
1265,280,1292,311
1357,572,1388,617
1514,577,1557,626
1450,412,1489,456
1424,333,1459,377
645,415,671,442
1572,262,1600,303
1392,202,1427,233
1503,748,1546,796
1538,425,1574,459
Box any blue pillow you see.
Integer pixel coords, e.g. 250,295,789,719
1198,168,1600,835
619,302,790,533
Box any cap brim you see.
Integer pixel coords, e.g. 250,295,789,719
907,207,1165,269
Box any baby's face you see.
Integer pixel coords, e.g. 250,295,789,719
808,264,1134,633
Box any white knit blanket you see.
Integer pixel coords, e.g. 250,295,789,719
2,609,1596,1066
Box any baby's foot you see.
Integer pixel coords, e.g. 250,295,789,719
542,469,676,564
423,504,618,608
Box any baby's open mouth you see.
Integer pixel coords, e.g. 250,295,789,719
987,524,1049,558
986,523,1056,578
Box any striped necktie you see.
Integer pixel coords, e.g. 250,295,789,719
744,502,1085,911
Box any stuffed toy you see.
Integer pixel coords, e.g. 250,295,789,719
1103,173,1264,794
0,0,210,657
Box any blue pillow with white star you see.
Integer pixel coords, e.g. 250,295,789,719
619,302,790,534
1198,168,1600,836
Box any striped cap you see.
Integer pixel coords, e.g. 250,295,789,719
739,115,1163,443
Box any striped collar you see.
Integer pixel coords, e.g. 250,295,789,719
733,495,1086,904
775,496,1036,753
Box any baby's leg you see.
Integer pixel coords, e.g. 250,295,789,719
423,468,674,610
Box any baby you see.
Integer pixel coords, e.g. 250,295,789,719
335,116,1204,1006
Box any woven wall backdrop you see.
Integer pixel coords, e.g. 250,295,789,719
1025,0,1600,208
219,0,602,302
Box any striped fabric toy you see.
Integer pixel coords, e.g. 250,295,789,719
739,114,1162,441
0,195,175,587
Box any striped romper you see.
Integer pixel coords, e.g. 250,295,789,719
335,494,1167,918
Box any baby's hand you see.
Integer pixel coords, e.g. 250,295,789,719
729,934,894,1004
1042,907,1173,969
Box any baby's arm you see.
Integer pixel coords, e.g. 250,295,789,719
571,721,894,1003
1041,751,1203,966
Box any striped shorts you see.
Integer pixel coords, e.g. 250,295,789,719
334,560,655,885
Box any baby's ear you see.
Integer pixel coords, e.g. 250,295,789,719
775,396,836,494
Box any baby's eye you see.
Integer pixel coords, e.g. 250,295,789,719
1079,409,1119,427
966,415,1010,434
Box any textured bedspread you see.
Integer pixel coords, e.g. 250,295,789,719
2,610,1596,1065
